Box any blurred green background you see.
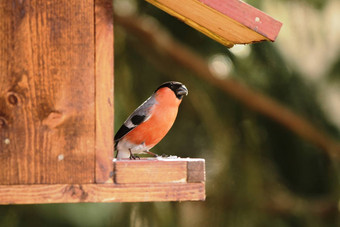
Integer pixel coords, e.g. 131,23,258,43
1,0,340,226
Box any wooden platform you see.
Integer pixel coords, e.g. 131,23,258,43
0,158,205,204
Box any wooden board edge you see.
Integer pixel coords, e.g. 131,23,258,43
187,159,206,182
0,183,205,204
113,158,206,183
200,0,282,41
95,0,114,183
146,0,278,46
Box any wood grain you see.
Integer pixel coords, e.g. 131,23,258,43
0,158,206,203
114,159,188,184
187,159,205,183
95,0,114,183
0,0,95,184
200,0,282,41
0,183,205,204
146,0,282,47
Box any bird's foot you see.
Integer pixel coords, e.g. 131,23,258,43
129,149,140,160
129,154,140,160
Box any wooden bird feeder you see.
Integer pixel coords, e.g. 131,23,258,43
0,0,281,204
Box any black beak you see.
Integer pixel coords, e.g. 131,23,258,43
176,85,188,97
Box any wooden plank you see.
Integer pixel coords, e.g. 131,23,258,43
0,183,205,204
0,1,95,184
146,0,282,47
200,0,282,41
187,159,205,183
114,159,189,184
95,0,114,183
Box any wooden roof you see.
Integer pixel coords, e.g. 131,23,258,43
146,0,282,47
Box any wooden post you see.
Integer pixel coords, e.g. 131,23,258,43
95,0,114,183
0,0,113,184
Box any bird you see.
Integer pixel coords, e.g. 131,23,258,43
114,81,188,159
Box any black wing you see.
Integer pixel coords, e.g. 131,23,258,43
114,115,146,142
114,124,133,142
131,115,145,125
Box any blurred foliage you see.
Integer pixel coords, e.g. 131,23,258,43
328,57,340,82
1,0,340,226
247,0,327,9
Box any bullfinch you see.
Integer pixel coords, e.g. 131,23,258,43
114,81,188,159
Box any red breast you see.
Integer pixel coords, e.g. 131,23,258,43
123,87,182,148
